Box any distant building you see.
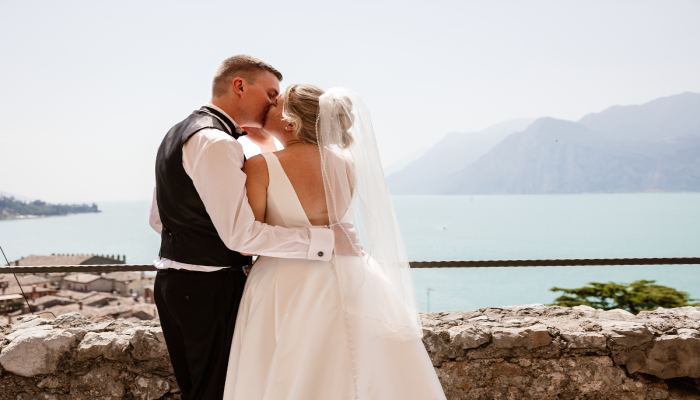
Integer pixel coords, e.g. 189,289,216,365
0,274,57,299
143,285,155,304
1,253,157,323
0,294,24,309
5,254,154,296
81,292,121,307
30,295,75,310
60,273,115,292
104,272,155,297
10,254,127,266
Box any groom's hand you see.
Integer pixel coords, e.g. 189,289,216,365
332,222,363,257
243,127,277,153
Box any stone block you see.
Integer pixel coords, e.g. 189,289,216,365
632,331,700,379
561,331,607,350
442,312,464,321
601,321,654,348
492,324,552,349
85,320,115,333
70,366,126,399
77,331,130,360
52,312,88,327
131,375,171,400
37,375,66,390
10,316,52,332
130,328,169,360
0,329,76,377
448,325,490,349
6,325,53,341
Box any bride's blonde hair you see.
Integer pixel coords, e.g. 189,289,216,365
282,84,354,149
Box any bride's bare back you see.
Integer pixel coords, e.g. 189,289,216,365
243,143,329,226
243,83,354,229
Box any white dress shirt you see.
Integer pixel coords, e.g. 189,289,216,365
149,103,334,272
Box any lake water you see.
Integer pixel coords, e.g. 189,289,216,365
1,193,698,312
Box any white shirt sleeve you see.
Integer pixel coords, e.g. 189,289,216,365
149,186,163,235
181,129,334,261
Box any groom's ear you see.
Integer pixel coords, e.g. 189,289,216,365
231,77,246,97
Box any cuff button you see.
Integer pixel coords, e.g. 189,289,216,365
318,251,324,257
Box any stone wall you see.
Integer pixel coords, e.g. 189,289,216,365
0,313,176,400
423,305,700,399
1,305,699,400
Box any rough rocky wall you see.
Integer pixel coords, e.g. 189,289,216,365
1,306,699,400
423,305,700,400
0,313,177,400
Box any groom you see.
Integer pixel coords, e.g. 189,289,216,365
149,55,335,399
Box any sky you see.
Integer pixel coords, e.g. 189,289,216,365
1,0,699,203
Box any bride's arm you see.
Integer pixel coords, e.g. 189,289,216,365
239,155,269,255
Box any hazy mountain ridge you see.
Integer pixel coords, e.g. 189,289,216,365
386,118,536,194
387,92,700,194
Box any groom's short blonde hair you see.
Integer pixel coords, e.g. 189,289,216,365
212,55,283,97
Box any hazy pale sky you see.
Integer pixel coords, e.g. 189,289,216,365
1,0,699,202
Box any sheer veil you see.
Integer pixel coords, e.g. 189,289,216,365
316,87,422,340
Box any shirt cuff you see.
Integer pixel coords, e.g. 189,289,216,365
307,227,334,262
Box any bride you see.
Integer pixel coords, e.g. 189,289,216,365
223,85,446,400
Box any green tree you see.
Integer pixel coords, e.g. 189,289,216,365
550,280,698,314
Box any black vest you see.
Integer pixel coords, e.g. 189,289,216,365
155,107,252,268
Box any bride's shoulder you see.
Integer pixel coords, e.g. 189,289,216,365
242,154,269,185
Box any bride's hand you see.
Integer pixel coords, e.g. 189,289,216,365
243,127,277,153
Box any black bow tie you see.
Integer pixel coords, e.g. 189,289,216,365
200,106,247,139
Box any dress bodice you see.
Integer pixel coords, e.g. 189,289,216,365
260,152,313,229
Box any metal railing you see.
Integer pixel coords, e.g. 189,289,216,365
2,257,699,273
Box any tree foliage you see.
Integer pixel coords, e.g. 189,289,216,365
0,196,99,220
550,280,698,314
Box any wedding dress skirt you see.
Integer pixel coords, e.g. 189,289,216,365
223,153,446,400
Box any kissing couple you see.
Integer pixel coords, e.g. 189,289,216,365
149,55,446,400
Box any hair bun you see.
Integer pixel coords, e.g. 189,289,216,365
282,84,355,149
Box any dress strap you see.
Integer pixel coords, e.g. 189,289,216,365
260,152,286,187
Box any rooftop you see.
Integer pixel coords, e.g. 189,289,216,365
30,295,75,306
103,271,143,283
62,273,104,284
10,254,126,266
0,294,23,301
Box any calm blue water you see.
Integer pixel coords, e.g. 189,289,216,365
1,194,698,312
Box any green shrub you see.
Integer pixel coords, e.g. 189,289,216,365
550,280,698,314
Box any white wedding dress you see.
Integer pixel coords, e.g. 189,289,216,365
222,152,446,400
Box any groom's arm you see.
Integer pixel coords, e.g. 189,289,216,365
182,129,333,261
149,186,163,235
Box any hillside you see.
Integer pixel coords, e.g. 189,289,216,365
387,92,700,194
386,118,536,194
0,196,100,220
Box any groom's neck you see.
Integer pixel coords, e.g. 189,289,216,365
210,97,241,125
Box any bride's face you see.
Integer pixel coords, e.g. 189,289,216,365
262,96,293,140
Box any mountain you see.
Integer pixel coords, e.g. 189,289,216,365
387,92,700,194
578,92,700,142
383,147,429,176
386,118,536,194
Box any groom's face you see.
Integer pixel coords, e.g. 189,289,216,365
240,71,280,128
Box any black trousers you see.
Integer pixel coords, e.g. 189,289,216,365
154,268,247,400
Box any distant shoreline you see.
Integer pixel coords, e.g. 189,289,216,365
0,196,101,221
0,211,102,221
